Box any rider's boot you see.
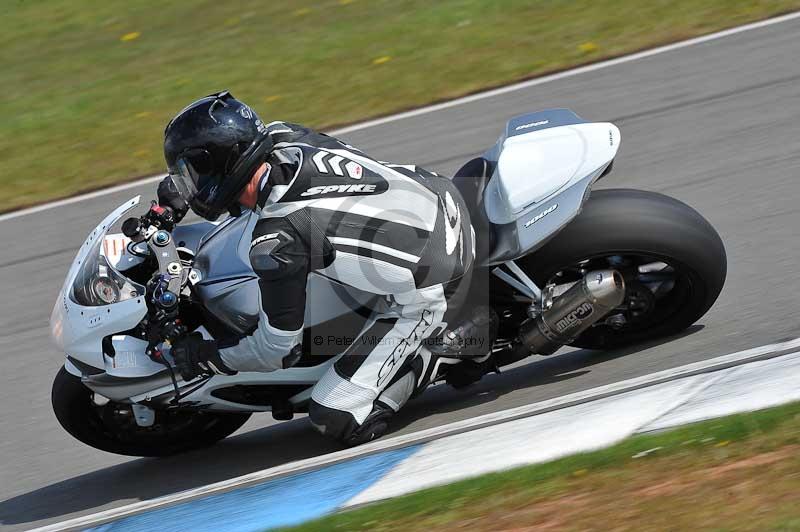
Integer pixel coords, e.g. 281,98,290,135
426,306,499,389
343,364,421,445
308,364,419,446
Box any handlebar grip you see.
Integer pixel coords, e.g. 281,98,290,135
146,202,176,231
121,217,143,239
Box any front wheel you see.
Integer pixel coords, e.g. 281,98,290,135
52,367,252,456
519,188,727,350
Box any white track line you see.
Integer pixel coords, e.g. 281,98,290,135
31,336,800,532
0,176,164,223
3,10,800,224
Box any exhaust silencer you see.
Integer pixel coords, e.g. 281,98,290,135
518,269,625,356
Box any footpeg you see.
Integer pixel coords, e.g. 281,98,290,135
131,404,155,427
444,354,499,389
271,400,294,421
426,306,498,359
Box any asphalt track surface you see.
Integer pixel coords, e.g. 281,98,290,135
2,17,800,531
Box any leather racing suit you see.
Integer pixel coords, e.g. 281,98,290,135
166,122,475,443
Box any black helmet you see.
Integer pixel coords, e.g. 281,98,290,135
164,91,271,220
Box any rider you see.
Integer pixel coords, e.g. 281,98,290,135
162,91,484,445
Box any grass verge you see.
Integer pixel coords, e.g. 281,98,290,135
4,1,800,213
287,401,800,531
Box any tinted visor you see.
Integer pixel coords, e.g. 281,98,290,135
170,150,226,220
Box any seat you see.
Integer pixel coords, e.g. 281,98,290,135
452,157,494,266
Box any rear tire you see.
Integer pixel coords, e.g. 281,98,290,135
520,189,727,349
52,367,251,457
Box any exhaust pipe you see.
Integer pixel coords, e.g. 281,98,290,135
507,270,626,361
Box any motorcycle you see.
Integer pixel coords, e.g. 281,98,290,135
50,109,726,456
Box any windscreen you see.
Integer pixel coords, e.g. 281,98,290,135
70,233,145,307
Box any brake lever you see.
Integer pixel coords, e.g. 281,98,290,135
145,319,188,406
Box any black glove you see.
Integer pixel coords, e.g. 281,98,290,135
157,176,189,222
170,332,237,381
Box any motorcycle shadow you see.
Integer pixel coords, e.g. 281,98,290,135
0,325,702,527
0,416,335,527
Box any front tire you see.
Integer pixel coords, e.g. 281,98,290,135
520,188,727,349
52,367,252,457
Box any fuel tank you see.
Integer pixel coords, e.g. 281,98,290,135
190,212,377,335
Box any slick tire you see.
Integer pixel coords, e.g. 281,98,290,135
521,189,727,350
52,367,251,457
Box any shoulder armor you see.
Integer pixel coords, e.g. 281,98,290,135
249,219,308,279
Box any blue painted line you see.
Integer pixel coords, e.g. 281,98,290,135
88,444,422,532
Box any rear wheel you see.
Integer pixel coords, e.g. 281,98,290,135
52,367,251,457
518,189,726,349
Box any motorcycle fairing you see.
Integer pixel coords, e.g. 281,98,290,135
52,196,376,394
51,196,149,372
481,109,621,263
124,357,338,412
80,323,337,409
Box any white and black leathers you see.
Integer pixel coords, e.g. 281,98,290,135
213,122,475,442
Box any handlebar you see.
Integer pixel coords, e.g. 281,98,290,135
121,202,188,360
120,202,200,399
122,202,178,240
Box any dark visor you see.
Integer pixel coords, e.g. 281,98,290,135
170,150,224,218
